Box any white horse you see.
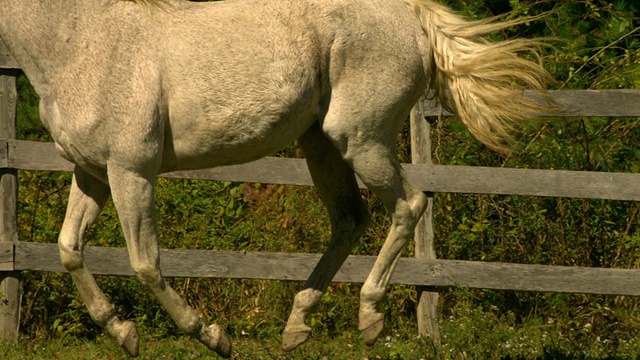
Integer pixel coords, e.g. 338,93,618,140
0,0,553,357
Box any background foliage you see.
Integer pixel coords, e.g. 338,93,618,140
7,0,640,358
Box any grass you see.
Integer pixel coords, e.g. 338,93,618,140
0,333,435,360
3,332,640,360
5,300,640,360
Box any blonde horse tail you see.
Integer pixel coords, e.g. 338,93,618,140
408,0,554,152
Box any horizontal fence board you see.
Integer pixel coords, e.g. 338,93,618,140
422,89,640,117
7,139,640,201
0,242,13,271
164,157,313,187
14,242,640,296
7,140,73,172
404,164,640,201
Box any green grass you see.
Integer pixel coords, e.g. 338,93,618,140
2,330,640,360
0,333,435,360
5,298,640,360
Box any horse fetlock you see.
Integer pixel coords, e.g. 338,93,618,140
91,305,117,328
360,283,385,305
199,323,232,358
293,288,323,312
180,314,204,336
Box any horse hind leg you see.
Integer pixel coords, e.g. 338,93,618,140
58,167,139,356
322,110,429,346
356,154,428,345
282,123,370,351
106,164,231,358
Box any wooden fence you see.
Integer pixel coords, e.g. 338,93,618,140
2,42,640,343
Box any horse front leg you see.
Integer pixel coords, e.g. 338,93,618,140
58,167,140,356
107,165,231,358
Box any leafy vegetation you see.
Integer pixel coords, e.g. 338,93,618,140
4,0,640,358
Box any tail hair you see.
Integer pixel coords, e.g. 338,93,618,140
408,0,555,152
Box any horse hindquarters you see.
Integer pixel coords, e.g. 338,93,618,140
310,26,430,347
279,0,435,348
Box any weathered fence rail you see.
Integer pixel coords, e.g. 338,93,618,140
9,138,640,201
7,241,640,297
2,40,640,343
6,132,640,291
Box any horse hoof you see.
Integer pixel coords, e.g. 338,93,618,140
120,321,140,357
282,329,311,351
200,324,232,358
359,313,384,346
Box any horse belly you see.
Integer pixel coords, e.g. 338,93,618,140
158,2,326,172
163,101,318,172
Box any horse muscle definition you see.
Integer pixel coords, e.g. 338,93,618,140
0,0,554,357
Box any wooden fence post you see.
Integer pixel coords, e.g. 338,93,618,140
410,99,440,344
0,72,20,342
